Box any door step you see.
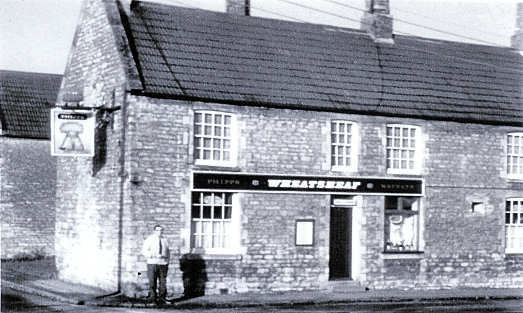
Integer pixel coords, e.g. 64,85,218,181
321,279,365,293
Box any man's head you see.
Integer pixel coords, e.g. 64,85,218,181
153,224,163,236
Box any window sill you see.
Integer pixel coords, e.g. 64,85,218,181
331,166,358,173
505,251,523,255
386,169,422,176
382,251,424,259
193,164,241,172
189,248,244,260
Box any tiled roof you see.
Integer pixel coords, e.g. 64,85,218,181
0,70,62,139
125,2,523,126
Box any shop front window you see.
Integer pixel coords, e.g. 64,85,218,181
506,198,523,253
384,196,421,252
191,192,235,251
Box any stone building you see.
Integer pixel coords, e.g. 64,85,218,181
0,70,62,259
55,0,523,295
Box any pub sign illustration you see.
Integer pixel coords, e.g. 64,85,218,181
50,108,95,156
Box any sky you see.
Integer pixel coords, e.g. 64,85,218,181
0,0,520,74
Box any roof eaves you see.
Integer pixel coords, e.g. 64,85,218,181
131,90,523,127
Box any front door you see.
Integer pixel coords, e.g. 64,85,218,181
329,206,352,279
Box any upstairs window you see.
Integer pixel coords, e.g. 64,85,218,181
331,121,358,172
386,125,421,174
384,197,422,252
507,133,523,179
194,111,236,166
506,198,523,253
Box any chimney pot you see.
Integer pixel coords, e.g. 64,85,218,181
226,0,250,16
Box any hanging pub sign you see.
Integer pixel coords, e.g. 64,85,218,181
50,108,95,156
193,172,423,196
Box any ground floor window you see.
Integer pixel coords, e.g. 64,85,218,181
191,192,234,251
506,198,523,253
384,196,421,252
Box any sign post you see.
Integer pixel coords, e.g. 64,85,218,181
50,108,95,157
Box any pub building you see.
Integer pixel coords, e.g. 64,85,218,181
54,0,523,296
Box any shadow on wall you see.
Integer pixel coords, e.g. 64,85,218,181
180,253,207,299
92,109,108,176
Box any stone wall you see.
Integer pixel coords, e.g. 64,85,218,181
1,138,56,259
54,0,523,295
119,96,523,294
54,0,129,291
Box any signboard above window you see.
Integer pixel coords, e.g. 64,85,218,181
50,108,95,157
193,172,423,196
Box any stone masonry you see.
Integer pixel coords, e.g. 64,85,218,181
55,0,523,296
1,138,56,259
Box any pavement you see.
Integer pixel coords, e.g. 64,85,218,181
3,276,523,310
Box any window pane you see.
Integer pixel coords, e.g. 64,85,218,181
203,206,211,218
204,138,211,147
214,206,222,219
192,205,201,218
385,213,418,251
214,115,222,124
224,206,232,219
224,115,231,125
203,150,211,159
213,150,220,160
195,125,201,135
214,126,222,136
195,113,202,123
402,128,409,137
204,113,212,123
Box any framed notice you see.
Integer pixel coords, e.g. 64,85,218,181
51,108,95,156
295,219,314,246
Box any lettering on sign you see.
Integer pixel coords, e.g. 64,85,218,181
267,179,361,190
193,172,423,195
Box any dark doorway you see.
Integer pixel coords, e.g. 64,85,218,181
329,206,352,279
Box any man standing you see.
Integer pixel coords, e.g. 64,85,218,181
142,224,170,304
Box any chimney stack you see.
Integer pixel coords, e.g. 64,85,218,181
226,0,250,16
511,3,523,50
361,0,394,44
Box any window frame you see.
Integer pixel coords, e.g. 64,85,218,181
384,196,423,253
385,124,422,175
505,197,523,254
193,110,238,167
330,120,359,172
190,192,241,255
507,133,523,180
